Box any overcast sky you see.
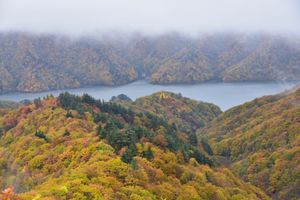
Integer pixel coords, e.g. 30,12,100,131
0,0,299,36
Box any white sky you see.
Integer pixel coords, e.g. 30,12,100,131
0,0,299,36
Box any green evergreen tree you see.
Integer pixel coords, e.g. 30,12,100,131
121,144,137,163
143,146,154,160
33,98,42,108
123,127,136,146
35,130,50,142
82,94,95,105
66,111,73,118
189,133,198,146
63,129,70,137
130,158,139,170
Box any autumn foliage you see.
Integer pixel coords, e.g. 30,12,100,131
0,93,270,199
1,33,300,93
201,87,300,200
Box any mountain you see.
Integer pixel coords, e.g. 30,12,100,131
149,47,213,84
0,93,269,200
0,32,300,93
0,33,137,93
0,100,21,109
200,87,300,199
118,92,221,146
222,37,300,81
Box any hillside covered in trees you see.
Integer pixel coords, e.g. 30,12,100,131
0,100,21,109
117,92,221,146
0,92,272,200
0,88,300,199
0,32,300,93
200,87,300,200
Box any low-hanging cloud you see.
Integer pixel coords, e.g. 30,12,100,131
0,0,299,36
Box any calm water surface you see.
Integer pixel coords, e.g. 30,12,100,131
0,81,298,111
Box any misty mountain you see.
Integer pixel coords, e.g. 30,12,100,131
0,32,300,93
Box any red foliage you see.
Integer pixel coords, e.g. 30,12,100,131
1,186,14,200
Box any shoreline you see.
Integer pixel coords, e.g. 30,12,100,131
0,79,298,95
0,80,298,111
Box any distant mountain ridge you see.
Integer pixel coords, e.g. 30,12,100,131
0,32,300,93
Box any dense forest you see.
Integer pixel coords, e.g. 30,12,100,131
117,92,221,146
0,32,300,93
0,100,21,109
0,88,299,199
0,92,274,200
200,87,300,200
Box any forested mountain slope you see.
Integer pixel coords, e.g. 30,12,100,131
0,100,21,109
118,92,221,146
201,87,300,200
0,33,137,93
0,32,299,93
0,93,268,200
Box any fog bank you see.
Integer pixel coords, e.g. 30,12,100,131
0,0,300,36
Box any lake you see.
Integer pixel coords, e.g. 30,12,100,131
0,81,298,111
